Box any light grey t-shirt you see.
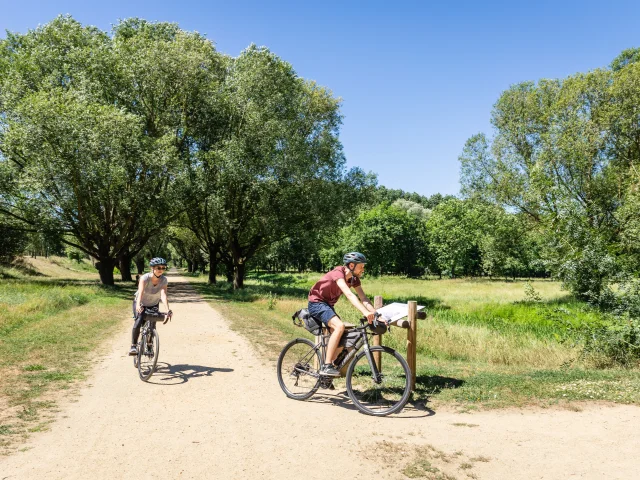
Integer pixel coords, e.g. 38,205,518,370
137,273,168,306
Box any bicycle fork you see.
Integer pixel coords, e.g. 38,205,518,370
361,335,383,384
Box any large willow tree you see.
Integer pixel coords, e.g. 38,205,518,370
459,51,640,300
0,16,221,284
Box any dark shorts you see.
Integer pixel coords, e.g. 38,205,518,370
307,301,340,326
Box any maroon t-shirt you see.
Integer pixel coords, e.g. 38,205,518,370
308,266,361,306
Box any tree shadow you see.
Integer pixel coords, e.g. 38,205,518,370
192,281,310,303
145,362,234,385
411,375,465,407
167,282,208,303
8,258,48,277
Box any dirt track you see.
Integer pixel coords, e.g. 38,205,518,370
2,273,639,479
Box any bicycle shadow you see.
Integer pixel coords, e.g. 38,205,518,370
146,362,233,385
307,389,436,418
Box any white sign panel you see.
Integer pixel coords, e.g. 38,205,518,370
376,302,425,322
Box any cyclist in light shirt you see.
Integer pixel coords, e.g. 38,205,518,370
128,257,172,355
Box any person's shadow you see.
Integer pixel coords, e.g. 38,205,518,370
146,362,233,385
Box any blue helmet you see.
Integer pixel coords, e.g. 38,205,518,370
149,257,167,267
343,252,367,265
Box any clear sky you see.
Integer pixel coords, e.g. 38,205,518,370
2,0,640,197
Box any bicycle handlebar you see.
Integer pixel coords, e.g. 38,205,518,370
358,312,390,332
140,311,172,324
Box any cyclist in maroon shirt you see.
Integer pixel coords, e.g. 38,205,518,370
308,252,376,376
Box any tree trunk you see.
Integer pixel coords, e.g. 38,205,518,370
208,254,218,284
96,259,115,286
223,258,234,283
233,261,245,289
119,256,133,282
135,258,146,275
187,260,193,273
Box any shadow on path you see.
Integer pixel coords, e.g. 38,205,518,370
303,390,436,418
166,281,203,303
146,362,234,385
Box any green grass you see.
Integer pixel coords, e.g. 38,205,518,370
190,271,640,409
0,258,132,453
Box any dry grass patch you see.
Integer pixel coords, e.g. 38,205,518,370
360,440,489,479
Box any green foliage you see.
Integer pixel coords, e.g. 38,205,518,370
180,43,375,287
426,199,481,277
321,202,428,276
264,291,278,310
0,16,219,284
458,51,640,303
0,221,28,264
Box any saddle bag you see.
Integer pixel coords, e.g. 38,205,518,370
292,308,323,335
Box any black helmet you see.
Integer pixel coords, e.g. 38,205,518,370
149,257,167,267
343,252,367,265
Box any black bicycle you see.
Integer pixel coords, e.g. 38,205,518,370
277,312,411,416
133,311,170,381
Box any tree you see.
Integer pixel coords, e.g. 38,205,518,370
459,65,631,299
0,17,219,284
168,227,204,273
323,203,428,276
426,199,482,277
196,45,373,289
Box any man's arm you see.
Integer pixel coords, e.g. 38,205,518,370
354,285,376,313
336,278,375,321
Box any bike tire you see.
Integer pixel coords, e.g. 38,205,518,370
137,329,159,382
345,346,411,416
277,338,321,400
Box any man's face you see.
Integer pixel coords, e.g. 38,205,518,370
353,263,365,277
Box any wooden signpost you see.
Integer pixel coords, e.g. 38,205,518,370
375,298,426,391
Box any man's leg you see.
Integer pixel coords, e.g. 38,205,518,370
324,316,345,365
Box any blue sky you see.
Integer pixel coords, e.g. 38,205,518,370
2,1,639,197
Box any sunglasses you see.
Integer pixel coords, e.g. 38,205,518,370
154,266,167,271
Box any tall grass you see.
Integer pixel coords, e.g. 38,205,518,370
0,258,132,453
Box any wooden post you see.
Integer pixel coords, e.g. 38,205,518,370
407,301,417,391
373,295,383,371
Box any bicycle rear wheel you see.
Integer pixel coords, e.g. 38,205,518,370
137,329,159,382
277,338,321,400
346,346,411,416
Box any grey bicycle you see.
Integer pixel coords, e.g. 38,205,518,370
276,313,411,416
133,311,170,381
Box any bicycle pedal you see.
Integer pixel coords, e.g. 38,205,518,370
319,379,335,390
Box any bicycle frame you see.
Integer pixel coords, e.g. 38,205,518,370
313,326,382,383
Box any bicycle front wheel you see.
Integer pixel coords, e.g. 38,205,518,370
138,329,159,382
277,338,321,400
346,346,411,416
